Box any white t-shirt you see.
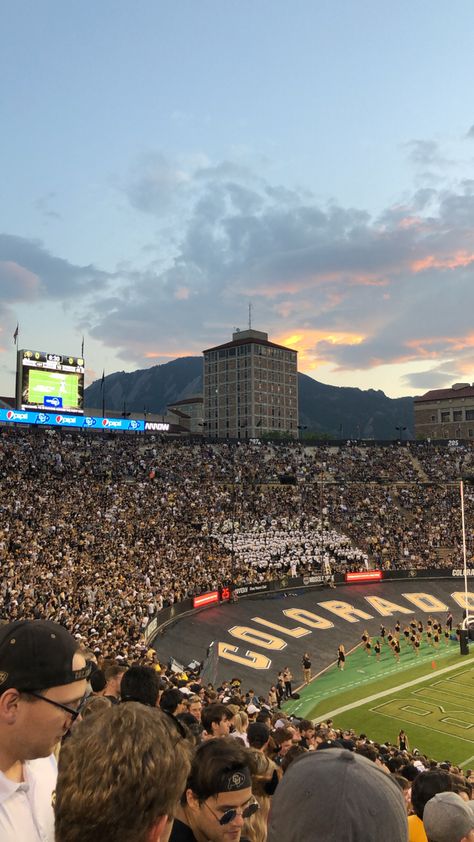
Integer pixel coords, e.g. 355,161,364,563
0,754,57,842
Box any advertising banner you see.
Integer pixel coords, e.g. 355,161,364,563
0,409,145,431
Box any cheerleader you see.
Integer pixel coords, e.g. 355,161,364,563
374,640,381,661
337,644,346,670
393,638,401,662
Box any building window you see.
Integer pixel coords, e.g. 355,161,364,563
453,410,463,421
466,410,474,421
440,411,450,422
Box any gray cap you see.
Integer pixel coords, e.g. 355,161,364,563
267,748,408,842
423,792,474,842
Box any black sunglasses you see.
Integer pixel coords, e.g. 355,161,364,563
23,691,89,721
204,799,260,826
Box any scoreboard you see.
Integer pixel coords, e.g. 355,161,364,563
16,349,85,414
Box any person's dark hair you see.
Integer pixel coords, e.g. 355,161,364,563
280,745,307,774
387,756,404,774
272,728,293,749
159,688,183,715
297,719,313,733
90,668,107,693
201,703,231,735
184,737,251,803
450,773,472,800
399,764,419,782
177,712,202,746
120,666,161,707
104,664,126,682
355,743,378,763
411,770,453,819
391,774,411,792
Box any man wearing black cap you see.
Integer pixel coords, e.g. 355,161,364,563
170,737,258,842
0,619,89,842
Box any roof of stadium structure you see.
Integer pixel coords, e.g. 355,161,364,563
414,384,474,403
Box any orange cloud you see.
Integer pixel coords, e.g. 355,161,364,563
398,216,423,229
273,328,366,370
411,251,474,273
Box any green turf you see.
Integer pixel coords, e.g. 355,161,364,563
283,639,474,766
28,369,79,407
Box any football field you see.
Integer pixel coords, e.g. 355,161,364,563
28,369,79,407
284,640,474,766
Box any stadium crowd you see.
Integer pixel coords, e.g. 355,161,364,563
0,618,473,842
0,428,473,663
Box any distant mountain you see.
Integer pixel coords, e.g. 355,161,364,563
298,372,413,439
84,357,203,415
84,357,414,438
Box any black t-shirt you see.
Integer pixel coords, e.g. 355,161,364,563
302,656,311,669
169,819,198,842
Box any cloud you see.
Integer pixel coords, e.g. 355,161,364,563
404,139,452,170
125,152,197,215
79,160,474,387
0,234,110,300
5,149,474,396
466,124,474,139
33,193,61,220
402,360,470,390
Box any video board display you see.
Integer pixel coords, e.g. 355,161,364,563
17,349,85,414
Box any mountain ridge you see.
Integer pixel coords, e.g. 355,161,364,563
84,356,414,438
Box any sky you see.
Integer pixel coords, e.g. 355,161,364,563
1,1,474,398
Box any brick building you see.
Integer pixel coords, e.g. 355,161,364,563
203,329,298,439
414,382,474,440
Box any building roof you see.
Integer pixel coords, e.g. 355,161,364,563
168,407,191,419
203,336,297,354
168,396,203,406
414,384,474,404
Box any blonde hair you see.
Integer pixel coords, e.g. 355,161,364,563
244,749,280,842
233,710,249,732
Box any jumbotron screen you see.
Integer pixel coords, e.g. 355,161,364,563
17,349,85,413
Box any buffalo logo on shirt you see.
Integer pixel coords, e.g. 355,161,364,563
0,671,8,685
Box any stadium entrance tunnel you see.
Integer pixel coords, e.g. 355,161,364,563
152,579,473,695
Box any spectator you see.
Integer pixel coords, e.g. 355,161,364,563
0,619,89,842
160,688,186,717
248,723,270,752
201,703,233,739
409,770,454,842
120,665,162,707
103,664,126,704
422,792,474,842
170,737,258,842
246,749,280,842
267,748,408,842
55,702,191,842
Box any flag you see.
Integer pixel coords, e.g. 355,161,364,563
101,370,105,389
13,324,18,344
81,336,84,358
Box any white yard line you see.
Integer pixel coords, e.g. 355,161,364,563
369,709,474,746
315,656,474,720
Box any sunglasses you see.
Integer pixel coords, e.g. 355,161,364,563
24,691,89,722
204,798,260,826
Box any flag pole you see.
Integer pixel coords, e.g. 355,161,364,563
101,370,105,417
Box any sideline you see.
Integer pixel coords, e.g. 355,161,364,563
314,656,474,720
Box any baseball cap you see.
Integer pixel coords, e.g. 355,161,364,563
267,748,408,842
247,703,260,715
0,620,90,693
423,792,474,842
